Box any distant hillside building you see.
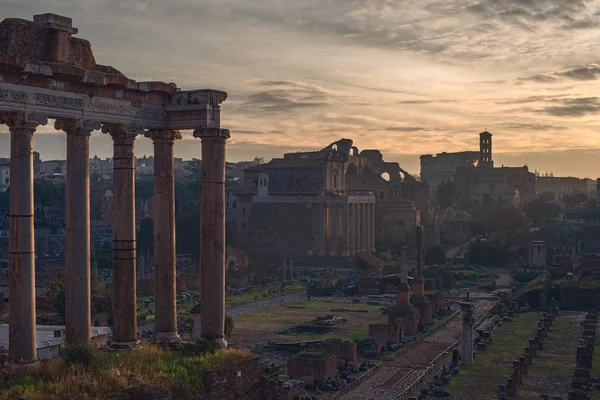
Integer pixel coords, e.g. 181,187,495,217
536,174,596,202
420,151,479,199
453,131,535,208
232,139,426,268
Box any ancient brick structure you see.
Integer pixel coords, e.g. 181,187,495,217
368,318,404,344
287,352,337,387
0,13,231,363
320,338,358,364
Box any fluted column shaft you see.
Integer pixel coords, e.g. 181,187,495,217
194,128,230,346
330,205,338,255
146,130,182,344
365,202,371,252
343,203,350,256
371,203,377,252
358,203,364,252
104,124,139,348
2,112,46,364
318,202,326,255
57,119,99,345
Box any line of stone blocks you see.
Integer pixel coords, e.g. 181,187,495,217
569,309,597,400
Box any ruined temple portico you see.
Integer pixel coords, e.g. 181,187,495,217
0,13,231,362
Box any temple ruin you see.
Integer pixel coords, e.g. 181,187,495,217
0,13,231,364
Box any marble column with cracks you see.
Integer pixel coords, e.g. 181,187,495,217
56,118,100,346
145,129,182,346
102,123,141,350
0,112,47,366
194,127,230,348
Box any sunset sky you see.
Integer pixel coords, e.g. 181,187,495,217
2,0,600,177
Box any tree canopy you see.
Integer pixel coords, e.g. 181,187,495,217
436,180,458,210
524,198,561,224
562,192,588,208
425,244,446,265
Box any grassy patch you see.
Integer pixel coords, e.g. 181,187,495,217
0,345,252,400
229,300,387,343
226,285,304,307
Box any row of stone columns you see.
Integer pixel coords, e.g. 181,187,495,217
0,111,230,364
315,201,375,257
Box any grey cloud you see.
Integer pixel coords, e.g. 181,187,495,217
384,127,433,132
497,95,566,104
239,80,331,113
519,63,600,83
535,97,600,117
499,122,567,131
557,63,600,80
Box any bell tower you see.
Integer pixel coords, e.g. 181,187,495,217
479,130,493,168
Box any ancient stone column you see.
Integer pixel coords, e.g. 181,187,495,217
146,129,182,345
330,205,338,255
194,128,230,348
355,203,362,253
342,202,350,256
360,202,366,252
460,301,474,366
370,202,376,252
318,202,326,256
349,203,356,255
0,112,47,365
56,118,100,345
365,202,371,252
103,124,140,350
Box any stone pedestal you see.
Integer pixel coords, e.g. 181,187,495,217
147,129,182,345
1,112,47,364
194,128,230,347
104,124,140,350
57,118,100,345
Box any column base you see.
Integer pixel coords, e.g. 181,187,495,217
371,248,376,253
3,359,40,375
155,331,182,347
330,251,338,256
341,251,350,257
108,340,142,351
318,251,325,256
215,338,228,349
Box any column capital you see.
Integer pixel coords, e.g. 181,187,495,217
193,127,230,141
55,118,100,135
0,111,47,129
102,123,144,139
144,129,182,141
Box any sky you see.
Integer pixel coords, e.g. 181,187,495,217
2,0,600,177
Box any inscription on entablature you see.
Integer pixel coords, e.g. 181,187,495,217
0,89,27,102
89,99,134,115
168,110,208,121
135,107,167,120
33,93,84,109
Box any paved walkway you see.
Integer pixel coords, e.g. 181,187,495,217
340,299,497,400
